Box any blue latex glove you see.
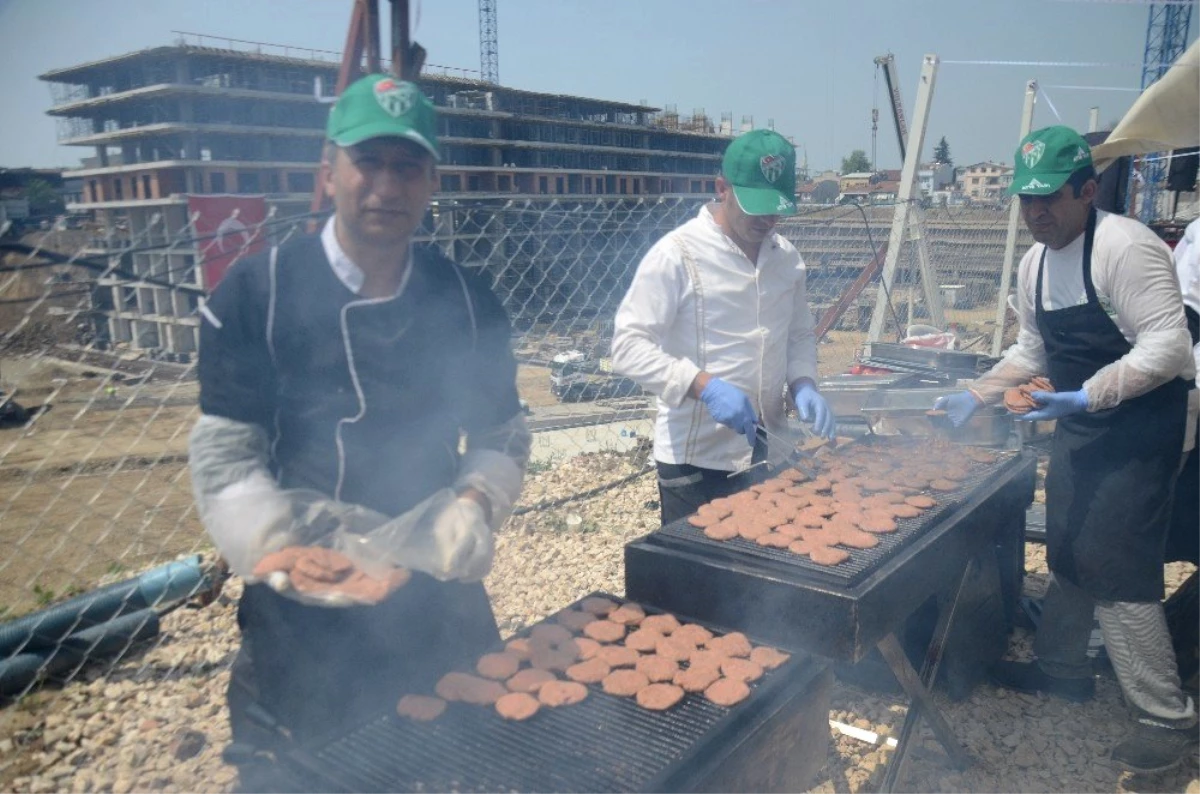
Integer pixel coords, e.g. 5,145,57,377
1020,389,1088,421
699,377,758,445
792,383,837,439
933,391,982,428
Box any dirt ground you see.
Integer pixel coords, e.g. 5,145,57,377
0,364,203,618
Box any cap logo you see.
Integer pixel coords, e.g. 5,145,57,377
1021,140,1046,168
374,78,417,118
776,195,794,212
760,154,786,183
1072,146,1089,163
1022,177,1051,190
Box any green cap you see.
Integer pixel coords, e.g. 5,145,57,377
722,129,798,216
1008,125,1092,196
326,74,440,160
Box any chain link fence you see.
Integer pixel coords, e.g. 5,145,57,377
0,194,1027,700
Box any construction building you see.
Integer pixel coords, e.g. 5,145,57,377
41,35,742,354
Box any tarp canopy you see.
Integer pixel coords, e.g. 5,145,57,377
1092,39,1200,172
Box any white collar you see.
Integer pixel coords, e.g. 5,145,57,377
320,216,412,298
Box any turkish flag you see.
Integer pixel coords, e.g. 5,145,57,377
187,195,268,290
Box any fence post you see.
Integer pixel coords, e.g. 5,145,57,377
868,54,942,343
991,79,1038,358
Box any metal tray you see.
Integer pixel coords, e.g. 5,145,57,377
818,373,922,418
864,343,993,375
860,388,1012,447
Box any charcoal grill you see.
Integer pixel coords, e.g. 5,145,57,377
625,446,1037,790
276,596,832,793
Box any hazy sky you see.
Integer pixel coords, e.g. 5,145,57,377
0,0,1195,172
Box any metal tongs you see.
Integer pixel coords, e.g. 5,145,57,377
728,423,827,479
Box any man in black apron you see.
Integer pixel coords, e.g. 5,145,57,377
937,127,1197,773
188,75,530,791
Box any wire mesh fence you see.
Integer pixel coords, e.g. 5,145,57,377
0,193,1029,700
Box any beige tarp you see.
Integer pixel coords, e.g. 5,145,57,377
1091,39,1200,172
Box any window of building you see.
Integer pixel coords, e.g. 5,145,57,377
287,172,315,193
210,172,226,193
237,172,261,194
690,180,701,193
538,176,548,193
130,177,139,199
468,175,481,191
498,175,511,192
440,174,462,192
112,179,123,200
555,176,564,194
265,173,281,194
705,180,715,193
88,180,98,202
142,175,153,199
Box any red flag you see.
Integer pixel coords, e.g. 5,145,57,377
187,195,268,290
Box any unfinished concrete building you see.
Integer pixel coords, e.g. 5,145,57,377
40,36,750,353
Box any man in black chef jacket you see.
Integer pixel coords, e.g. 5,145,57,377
188,75,530,790
937,126,1198,773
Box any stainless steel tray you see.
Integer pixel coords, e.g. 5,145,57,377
817,373,921,418
860,387,1013,447
863,342,993,374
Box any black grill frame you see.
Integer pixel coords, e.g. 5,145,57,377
625,450,1037,662
279,596,828,793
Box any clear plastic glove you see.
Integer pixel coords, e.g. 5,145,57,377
339,488,495,582
1020,389,1089,422
700,377,758,445
934,391,983,428
792,383,837,439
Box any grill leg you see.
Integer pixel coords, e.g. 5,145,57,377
876,563,976,791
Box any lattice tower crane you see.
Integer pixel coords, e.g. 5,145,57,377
479,0,499,84
1135,1,1193,222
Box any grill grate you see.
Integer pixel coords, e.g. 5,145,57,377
655,452,1023,587
281,596,817,793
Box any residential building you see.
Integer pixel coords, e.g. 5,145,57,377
956,161,1013,203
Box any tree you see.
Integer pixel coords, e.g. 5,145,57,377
933,136,953,167
841,150,871,174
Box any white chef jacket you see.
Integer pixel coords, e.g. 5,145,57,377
611,203,818,471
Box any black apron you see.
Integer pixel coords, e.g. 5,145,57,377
1035,208,1189,603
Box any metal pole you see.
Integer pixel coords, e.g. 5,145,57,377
1088,106,1099,133
391,0,410,79
364,0,381,74
990,80,1038,358
868,54,942,342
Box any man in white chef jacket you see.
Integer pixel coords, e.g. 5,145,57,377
612,129,834,526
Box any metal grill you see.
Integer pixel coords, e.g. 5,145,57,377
280,595,823,793
656,451,1023,587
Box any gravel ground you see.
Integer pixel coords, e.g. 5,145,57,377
1,450,1196,793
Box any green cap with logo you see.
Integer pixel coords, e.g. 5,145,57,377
326,73,440,161
1008,125,1092,196
722,129,798,216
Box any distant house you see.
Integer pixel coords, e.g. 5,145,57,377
798,179,838,205
918,163,956,195
956,161,1013,202
869,180,900,204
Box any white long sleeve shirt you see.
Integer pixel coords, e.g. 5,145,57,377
1173,217,1200,380
973,209,1195,410
611,203,818,471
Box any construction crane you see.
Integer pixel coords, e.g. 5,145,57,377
1135,1,1193,223
479,0,499,84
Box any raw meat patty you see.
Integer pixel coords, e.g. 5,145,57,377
396,694,446,721
636,683,685,711
495,692,540,721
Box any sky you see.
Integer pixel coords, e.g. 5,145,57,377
0,0,1195,173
